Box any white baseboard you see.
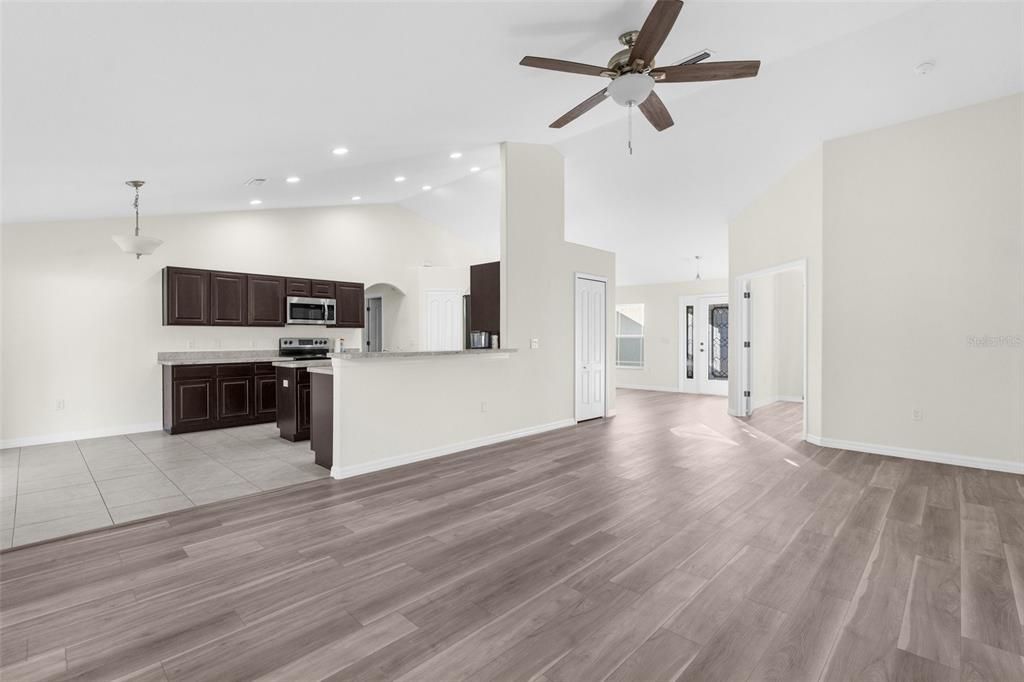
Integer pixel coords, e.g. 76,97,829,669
330,418,577,480
2,421,164,449
805,433,1024,475
616,384,680,393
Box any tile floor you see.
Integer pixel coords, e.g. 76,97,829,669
0,423,329,548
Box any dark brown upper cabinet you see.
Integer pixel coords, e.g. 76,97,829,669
334,281,365,328
164,267,210,325
286,278,311,297
210,271,247,326
311,280,336,299
247,275,286,326
470,261,500,336
163,267,361,328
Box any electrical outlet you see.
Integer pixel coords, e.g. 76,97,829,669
530,338,539,349
481,401,488,413
186,339,196,350
912,408,924,422
282,379,289,388
214,339,222,349
56,399,66,411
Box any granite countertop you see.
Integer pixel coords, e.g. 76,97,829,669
157,350,289,366
308,366,333,376
272,359,332,369
330,348,517,361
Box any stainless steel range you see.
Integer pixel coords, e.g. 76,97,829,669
279,337,330,360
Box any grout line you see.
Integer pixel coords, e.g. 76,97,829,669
74,440,116,529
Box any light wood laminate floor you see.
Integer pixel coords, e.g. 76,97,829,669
2,390,1023,681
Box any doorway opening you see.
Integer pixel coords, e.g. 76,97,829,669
677,294,730,396
365,297,383,352
734,259,808,440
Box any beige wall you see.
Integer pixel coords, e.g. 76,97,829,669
331,143,616,475
822,93,1023,467
729,148,824,433
614,279,728,392
730,93,1023,471
1,204,490,445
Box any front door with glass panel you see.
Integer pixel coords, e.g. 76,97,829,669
679,295,729,395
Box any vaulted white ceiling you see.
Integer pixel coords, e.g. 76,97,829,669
3,2,1022,284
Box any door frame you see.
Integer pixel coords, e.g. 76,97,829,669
677,293,729,396
366,296,383,352
733,258,808,440
574,272,608,422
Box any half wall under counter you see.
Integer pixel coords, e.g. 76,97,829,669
315,349,523,479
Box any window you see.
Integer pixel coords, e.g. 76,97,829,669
685,305,694,379
616,303,645,368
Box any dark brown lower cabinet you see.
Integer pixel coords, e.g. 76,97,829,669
162,363,277,434
254,373,277,418
310,372,333,469
275,366,312,441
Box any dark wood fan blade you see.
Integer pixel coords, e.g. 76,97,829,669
651,60,761,83
629,0,684,68
520,56,609,77
550,89,608,128
638,91,673,131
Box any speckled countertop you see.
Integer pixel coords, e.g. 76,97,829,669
272,359,332,369
157,350,289,366
330,348,516,361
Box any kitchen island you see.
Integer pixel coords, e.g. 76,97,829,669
316,349,517,477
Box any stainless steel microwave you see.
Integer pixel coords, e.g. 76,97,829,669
286,296,336,325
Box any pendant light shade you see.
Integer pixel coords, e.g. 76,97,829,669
113,180,162,259
112,233,163,257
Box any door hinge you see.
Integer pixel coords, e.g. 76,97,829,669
743,390,751,397
743,341,751,348
743,292,751,299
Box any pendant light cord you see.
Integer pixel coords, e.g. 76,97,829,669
133,186,141,237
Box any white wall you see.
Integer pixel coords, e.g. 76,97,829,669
750,269,804,409
614,279,728,392
331,143,616,474
821,93,1023,467
1,204,490,445
729,149,824,433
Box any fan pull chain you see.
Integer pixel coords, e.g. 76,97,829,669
627,102,634,156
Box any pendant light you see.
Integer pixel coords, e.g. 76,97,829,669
112,180,163,259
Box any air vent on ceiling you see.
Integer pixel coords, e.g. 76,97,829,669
245,177,267,187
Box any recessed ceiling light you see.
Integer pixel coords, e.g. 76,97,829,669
394,176,406,183
332,147,349,156
421,185,432,191
285,176,301,183
249,199,262,206
449,152,462,159
351,196,361,201
470,166,481,173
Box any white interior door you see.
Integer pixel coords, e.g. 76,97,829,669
423,289,462,351
575,275,606,421
696,295,730,396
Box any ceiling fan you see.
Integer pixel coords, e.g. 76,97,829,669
519,0,761,135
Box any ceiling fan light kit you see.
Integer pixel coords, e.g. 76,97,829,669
519,0,761,151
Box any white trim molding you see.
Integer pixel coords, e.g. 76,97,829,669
805,433,1024,475
330,418,576,480
1,421,164,449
